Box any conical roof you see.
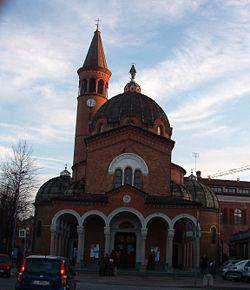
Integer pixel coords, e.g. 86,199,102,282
83,29,108,69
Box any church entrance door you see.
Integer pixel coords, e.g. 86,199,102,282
114,232,136,268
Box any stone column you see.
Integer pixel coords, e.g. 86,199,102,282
194,237,200,270
76,225,85,267
50,225,57,255
104,226,111,254
166,228,175,271
140,228,147,271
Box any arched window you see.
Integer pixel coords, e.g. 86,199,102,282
157,125,163,136
114,168,122,188
36,220,42,238
134,169,142,189
124,167,132,185
89,78,96,93
97,123,105,133
211,227,217,244
81,79,87,94
234,209,242,224
98,79,104,94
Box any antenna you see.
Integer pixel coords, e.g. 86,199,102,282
192,152,199,173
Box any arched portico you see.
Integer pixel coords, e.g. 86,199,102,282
145,213,173,270
50,210,81,261
50,209,201,272
81,210,108,226
107,207,146,269
51,209,81,227
172,214,200,271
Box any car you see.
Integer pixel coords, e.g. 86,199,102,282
15,255,76,290
0,253,11,278
222,259,250,281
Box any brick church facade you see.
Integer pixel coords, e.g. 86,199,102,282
33,28,234,271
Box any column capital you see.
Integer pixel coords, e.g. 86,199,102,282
141,228,148,239
104,226,110,235
50,225,57,233
77,225,84,234
167,228,175,239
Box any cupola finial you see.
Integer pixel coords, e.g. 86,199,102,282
124,64,141,93
95,18,100,31
130,64,136,81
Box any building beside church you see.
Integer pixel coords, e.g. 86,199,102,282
33,28,222,271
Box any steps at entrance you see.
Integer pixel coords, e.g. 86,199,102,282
78,267,195,277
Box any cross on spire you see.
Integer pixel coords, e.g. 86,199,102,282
95,18,100,31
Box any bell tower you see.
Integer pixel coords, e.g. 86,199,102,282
72,28,112,181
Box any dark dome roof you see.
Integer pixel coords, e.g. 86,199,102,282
184,175,219,210
92,92,170,128
170,181,192,200
36,175,71,201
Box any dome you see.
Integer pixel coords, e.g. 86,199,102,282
170,181,192,201
184,174,219,210
92,92,170,128
92,65,171,135
36,175,71,201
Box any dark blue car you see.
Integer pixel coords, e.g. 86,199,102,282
15,255,76,290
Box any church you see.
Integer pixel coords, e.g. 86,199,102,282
33,28,220,272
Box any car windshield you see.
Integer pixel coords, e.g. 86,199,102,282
25,258,61,274
235,260,247,266
0,256,10,263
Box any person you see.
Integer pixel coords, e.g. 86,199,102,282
16,248,24,269
200,255,208,275
202,258,214,288
111,250,119,276
99,253,109,276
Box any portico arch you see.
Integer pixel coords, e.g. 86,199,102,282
107,207,146,269
145,212,172,229
172,214,198,228
51,209,81,226
172,214,200,271
50,209,81,260
81,210,108,226
107,207,146,228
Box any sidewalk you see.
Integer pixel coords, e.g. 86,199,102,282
76,273,250,289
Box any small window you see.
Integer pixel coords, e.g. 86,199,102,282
81,79,87,94
224,187,236,193
114,169,122,189
134,169,142,189
36,220,42,238
124,167,132,186
234,209,242,225
238,188,250,194
212,187,222,193
98,123,105,133
98,79,104,94
89,78,96,93
211,227,217,244
157,125,163,136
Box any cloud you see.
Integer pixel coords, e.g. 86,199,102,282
169,75,250,124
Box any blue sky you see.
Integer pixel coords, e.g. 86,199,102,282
0,0,250,186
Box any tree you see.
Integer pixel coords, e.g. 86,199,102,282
0,141,38,253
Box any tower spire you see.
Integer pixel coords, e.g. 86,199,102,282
82,28,108,70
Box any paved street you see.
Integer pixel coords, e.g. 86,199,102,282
1,274,249,290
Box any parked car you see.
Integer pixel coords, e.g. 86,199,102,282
0,253,11,278
222,259,250,281
15,255,76,290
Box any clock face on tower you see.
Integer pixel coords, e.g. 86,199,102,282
86,98,96,108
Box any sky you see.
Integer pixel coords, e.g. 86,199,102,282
0,0,250,188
